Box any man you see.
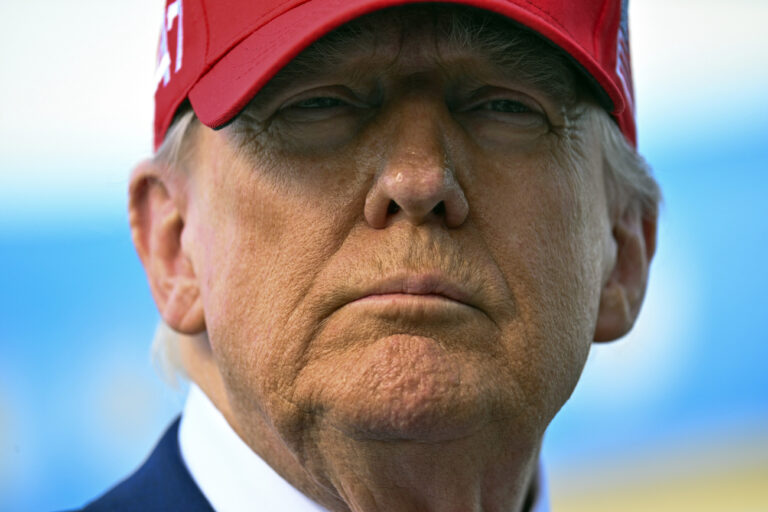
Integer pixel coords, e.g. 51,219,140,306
80,0,659,510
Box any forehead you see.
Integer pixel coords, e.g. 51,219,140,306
252,5,581,107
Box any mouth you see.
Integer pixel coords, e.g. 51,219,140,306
348,273,480,311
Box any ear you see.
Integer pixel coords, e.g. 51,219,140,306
593,207,658,342
129,160,205,334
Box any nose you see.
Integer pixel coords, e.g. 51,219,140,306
364,103,469,229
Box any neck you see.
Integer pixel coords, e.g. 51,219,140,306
301,423,541,512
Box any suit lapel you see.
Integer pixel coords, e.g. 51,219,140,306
81,417,214,511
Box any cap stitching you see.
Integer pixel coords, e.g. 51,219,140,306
593,0,613,56
198,0,211,62
219,0,314,65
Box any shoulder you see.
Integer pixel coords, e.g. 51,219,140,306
72,417,214,512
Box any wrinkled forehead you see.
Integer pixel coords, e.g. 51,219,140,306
297,6,505,68
252,5,581,107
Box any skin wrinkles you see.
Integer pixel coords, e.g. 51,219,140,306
204,102,595,512
239,61,565,157
151,7,629,512
231,9,578,156
228,77,560,436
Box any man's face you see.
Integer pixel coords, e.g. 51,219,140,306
180,12,613,451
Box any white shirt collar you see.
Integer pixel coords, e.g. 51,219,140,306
179,383,327,512
178,383,549,512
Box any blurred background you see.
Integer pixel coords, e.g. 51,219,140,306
0,0,766,510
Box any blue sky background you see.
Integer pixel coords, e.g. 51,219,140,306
1,1,767,510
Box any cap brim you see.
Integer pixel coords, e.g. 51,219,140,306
189,0,625,132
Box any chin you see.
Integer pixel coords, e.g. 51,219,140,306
310,333,510,442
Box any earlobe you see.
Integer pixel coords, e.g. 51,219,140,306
593,207,657,342
129,160,206,334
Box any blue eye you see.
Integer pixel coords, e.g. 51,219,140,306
292,97,347,109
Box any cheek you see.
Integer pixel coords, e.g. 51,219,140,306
472,154,606,413
189,150,367,410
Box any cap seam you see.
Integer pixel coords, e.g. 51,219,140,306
593,0,613,57
209,0,314,69
198,0,211,63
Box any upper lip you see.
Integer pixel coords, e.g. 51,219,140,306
351,273,476,307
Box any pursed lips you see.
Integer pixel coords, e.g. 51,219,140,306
349,273,478,309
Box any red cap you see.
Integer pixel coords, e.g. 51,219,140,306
153,0,636,150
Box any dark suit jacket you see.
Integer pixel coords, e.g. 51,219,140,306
75,417,214,511
69,416,544,512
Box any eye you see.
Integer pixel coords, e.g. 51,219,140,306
271,87,374,151
460,89,548,125
475,99,534,114
454,86,547,122
278,89,365,123
290,96,349,109
456,88,550,144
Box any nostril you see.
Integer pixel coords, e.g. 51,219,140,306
432,201,446,216
387,200,400,215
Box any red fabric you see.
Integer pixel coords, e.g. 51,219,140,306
153,0,636,149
